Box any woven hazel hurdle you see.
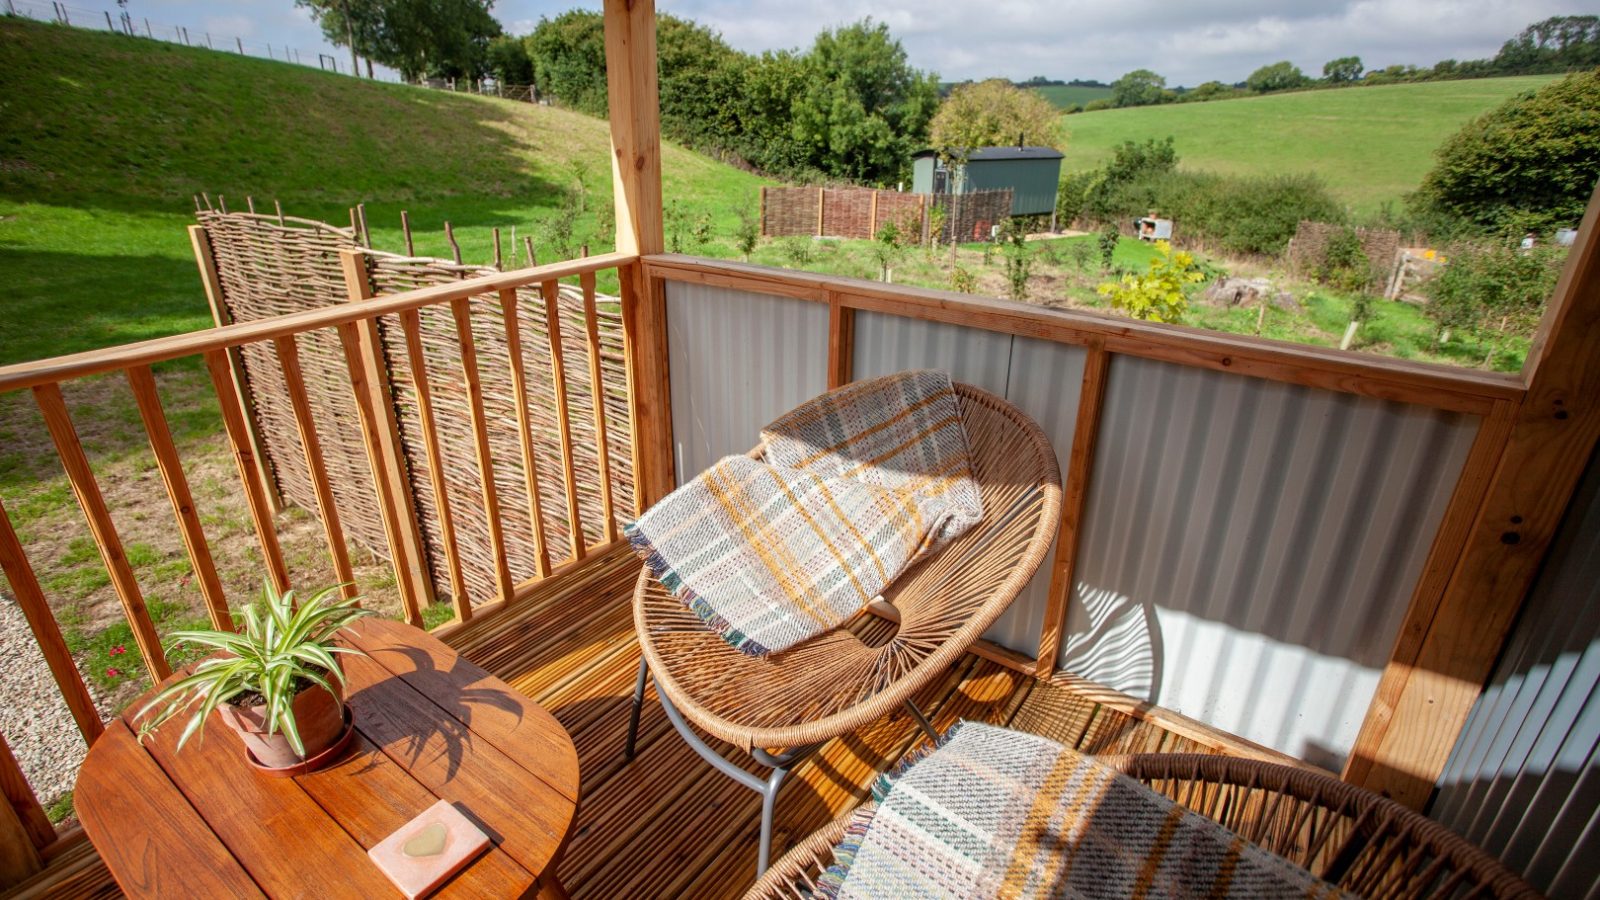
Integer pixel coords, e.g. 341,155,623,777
196,208,634,612
746,753,1542,899
626,383,1063,876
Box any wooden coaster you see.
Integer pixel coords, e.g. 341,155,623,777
368,800,491,899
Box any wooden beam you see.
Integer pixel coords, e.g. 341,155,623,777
580,271,619,542
454,297,517,603
620,262,674,508
126,365,234,630
540,281,586,562
338,249,434,625
1345,181,1600,808
603,0,663,258
1035,344,1110,677
187,225,281,513
500,289,554,578
34,383,170,684
0,497,103,745
826,291,855,390
0,733,43,890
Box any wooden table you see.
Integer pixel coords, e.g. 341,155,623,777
77,617,579,899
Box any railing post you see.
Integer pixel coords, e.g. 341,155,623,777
0,733,43,890
604,0,674,507
338,249,434,626
188,225,282,513
1346,180,1600,807
826,291,855,390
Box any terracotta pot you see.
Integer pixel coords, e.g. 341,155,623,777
217,677,347,770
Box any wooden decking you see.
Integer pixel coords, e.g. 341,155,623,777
446,543,1222,899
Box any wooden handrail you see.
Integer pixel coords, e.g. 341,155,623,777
644,254,1525,416
0,252,635,395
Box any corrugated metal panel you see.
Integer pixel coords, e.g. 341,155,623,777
665,282,828,482
1431,447,1600,900
1066,356,1478,768
852,311,1012,395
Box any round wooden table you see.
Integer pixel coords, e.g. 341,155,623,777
77,617,579,899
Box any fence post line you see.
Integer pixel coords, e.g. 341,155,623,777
337,249,435,626
187,226,283,513
868,190,879,237
815,186,825,237
0,733,43,889
1034,342,1111,677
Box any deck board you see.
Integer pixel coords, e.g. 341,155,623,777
24,545,1232,900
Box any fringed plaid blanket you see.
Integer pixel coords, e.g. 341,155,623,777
626,371,982,656
820,723,1350,899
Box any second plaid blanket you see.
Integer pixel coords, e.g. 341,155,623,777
627,371,982,656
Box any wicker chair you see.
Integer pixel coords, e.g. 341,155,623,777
624,382,1062,875
746,753,1542,900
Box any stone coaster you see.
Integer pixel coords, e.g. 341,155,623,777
369,799,491,899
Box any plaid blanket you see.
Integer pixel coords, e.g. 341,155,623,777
820,723,1351,899
627,371,981,656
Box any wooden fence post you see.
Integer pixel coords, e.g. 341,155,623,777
0,733,43,890
1346,181,1600,807
868,190,879,238
816,187,825,237
188,225,282,513
604,0,674,508
759,186,768,238
338,249,434,626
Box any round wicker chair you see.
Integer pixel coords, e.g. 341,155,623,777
625,382,1062,875
746,753,1542,900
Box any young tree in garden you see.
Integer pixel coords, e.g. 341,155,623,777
870,221,907,282
929,79,1064,152
999,219,1036,302
1097,241,1203,323
486,34,532,84
1111,69,1166,107
1412,69,1600,235
1097,223,1120,271
1322,56,1364,83
1247,61,1310,93
734,207,760,262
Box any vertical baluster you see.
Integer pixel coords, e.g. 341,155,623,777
399,310,472,622
540,279,585,560
498,289,554,578
338,250,435,625
454,297,518,600
272,337,358,600
126,365,233,631
0,498,102,743
0,732,44,884
826,290,855,390
202,350,291,595
580,270,618,542
32,384,169,682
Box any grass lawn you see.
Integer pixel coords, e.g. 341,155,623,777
1031,84,1113,109
1056,76,1558,213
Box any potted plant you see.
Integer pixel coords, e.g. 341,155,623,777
136,582,374,774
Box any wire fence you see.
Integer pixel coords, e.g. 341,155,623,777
4,0,400,80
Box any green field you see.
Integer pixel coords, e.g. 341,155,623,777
1031,84,1113,108
1057,76,1557,213
0,16,770,365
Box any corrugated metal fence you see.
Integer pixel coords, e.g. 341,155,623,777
663,279,1480,770
1430,446,1600,900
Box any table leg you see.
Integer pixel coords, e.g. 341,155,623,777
535,872,571,900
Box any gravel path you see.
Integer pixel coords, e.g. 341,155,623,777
0,595,103,812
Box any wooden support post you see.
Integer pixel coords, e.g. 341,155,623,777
1035,344,1110,677
127,365,234,630
34,384,170,683
0,733,43,889
826,291,855,390
188,225,281,512
816,187,825,237
1346,181,1600,807
604,0,673,506
758,187,767,238
868,191,879,238
0,497,103,744
338,249,434,626
499,289,553,578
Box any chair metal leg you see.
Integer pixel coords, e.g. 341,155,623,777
625,657,649,759
757,764,789,875
905,699,939,743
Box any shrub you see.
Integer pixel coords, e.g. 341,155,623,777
1425,241,1563,364
734,207,760,261
1097,224,1120,270
1318,225,1376,295
1083,98,1114,112
778,236,814,268
870,221,906,281
1412,70,1600,235
999,220,1035,302
1152,171,1343,255
1096,240,1203,323
950,266,977,293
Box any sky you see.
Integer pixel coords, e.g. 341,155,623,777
22,0,1584,86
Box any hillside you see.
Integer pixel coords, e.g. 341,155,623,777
1032,84,1112,108
1057,76,1558,213
0,16,769,363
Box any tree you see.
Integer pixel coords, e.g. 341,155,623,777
1494,16,1600,73
295,0,383,76
1111,69,1166,108
1246,60,1309,93
1097,240,1203,322
929,79,1063,152
789,20,940,184
486,34,532,84
1181,81,1239,103
309,0,500,82
1412,69,1600,234
1322,56,1363,83
524,11,609,114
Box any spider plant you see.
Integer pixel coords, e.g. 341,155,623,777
136,582,375,756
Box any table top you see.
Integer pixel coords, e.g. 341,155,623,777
77,616,580,899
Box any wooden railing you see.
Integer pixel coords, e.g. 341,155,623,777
0,250,645,884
